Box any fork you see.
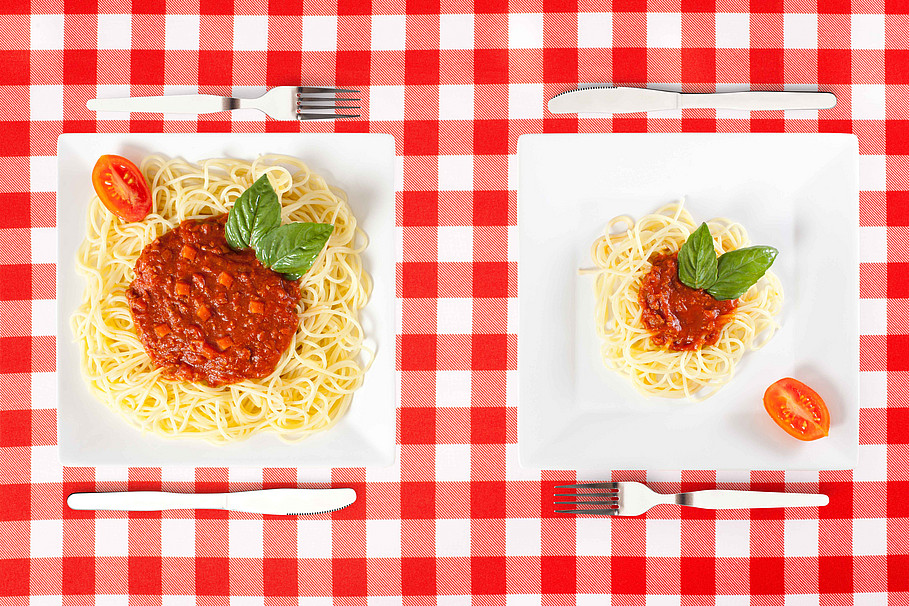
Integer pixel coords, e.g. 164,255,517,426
555,482,829,516
87,86,360,121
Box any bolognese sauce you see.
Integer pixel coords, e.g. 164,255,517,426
638,252,737,351
127,215,301,386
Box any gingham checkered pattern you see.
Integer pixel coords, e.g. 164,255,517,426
0,0,906,602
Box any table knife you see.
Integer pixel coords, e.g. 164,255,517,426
548,86,837,114
67,488,356,516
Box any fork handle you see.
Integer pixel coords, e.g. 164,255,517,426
88,95,232,115
677,490,829,510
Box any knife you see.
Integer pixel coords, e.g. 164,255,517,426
66,488,356,516
548,86,837,114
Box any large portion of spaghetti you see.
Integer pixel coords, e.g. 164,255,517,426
73,155,371,442
589,202,783,400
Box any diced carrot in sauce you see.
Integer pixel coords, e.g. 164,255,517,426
154,324,171,337
175,281,191,296
248,300,265,314
196,304,211,322
216,337,233,350
218,272,234,287
132,297,148,311
181,245,196,260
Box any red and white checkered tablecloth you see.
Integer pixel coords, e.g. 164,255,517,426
1,0,906,602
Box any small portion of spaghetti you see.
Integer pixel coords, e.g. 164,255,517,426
73,154,371,442
588,202,783,400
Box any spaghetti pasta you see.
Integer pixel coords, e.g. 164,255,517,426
72,154,371,442
587,201,783,400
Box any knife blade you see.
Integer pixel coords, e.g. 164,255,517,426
66,488,357,516
548,86,837,114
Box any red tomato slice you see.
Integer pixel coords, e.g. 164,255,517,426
91,155,152,222
763,378,830,441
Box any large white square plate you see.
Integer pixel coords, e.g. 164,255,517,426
57,133,396,467
518,133,859,470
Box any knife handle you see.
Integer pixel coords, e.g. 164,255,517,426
67,491,226,512
680,91,836,111
87,95,230,115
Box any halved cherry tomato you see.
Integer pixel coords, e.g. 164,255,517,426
91,155,152,222
763,378,830,441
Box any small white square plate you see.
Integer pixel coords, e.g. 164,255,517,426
518,133,859,471
57,133,396,467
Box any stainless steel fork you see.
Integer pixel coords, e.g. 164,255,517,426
555,482,829,516
87,86,360,120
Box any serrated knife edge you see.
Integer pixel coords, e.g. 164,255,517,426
547,87,679,114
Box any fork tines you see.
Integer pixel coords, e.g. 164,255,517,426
297,86,359,94
555,482,619,490
554,482,620,515
295,86,360,120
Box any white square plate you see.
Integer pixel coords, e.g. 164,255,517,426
57,133,396,467
518,133,859,471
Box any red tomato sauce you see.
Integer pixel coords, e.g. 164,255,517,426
127,215,302,386
637,252,737,351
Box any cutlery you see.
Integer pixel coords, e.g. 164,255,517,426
555,482,828,516
548,86,837,115
67,488,356,516
87,86,360,121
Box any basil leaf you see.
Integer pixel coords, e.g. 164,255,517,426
677,222,718,289
255,222,334,278
225,174,281,250
707,246,779,301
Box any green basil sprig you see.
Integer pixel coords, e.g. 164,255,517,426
256,223,335,281
225,175,280,249
677,222,777,301
677,222,717,289
707,246,778,300
225,175,333,280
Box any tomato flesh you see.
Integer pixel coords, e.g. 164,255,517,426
91,155,152,222
763,378,830,441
